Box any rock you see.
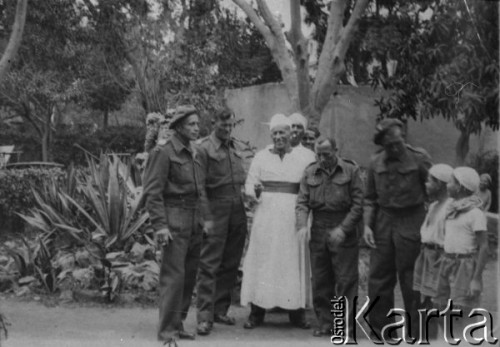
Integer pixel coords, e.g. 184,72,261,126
59,290,73,302
18,276,36,285
15,286,30,297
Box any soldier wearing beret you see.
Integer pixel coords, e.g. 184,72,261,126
195,107,248,335
295,137,364,338
143,105,212,345
363,119,432,341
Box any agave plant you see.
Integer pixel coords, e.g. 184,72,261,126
81,154,149,252
18,154,149,298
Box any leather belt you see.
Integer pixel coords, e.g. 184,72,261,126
422,243,443,250
206,184,242,199
262,181,300,195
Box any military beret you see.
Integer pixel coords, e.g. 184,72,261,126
373,118,404,145
169,105,198,129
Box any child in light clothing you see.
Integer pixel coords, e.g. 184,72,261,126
434,167,489,333
413,164,453,296
412,164,453,339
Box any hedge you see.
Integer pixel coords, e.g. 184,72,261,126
0,167,65,223
1,124,146,167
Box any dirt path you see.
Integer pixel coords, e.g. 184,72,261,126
1,259,497,347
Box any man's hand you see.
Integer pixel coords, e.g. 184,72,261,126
254,183,263,199
155,227,173,247
468,279,482,298
327,227,345,251
297,227,309,242
363,225,376,248
203,220,215,237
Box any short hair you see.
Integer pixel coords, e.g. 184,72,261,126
316,136,337,150
307,126,321,138
214,107,235,122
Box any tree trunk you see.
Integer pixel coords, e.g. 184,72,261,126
103,107,109,129
455,129,470,166
288,0,310,111
0,0,28,83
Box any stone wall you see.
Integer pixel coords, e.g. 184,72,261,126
226,83,498,167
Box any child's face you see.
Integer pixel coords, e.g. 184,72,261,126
479,177,489,190
425,175,444,197
447,176,463,199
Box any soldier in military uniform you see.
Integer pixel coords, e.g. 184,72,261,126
296,137,364,338
363,119,432,341
142,105,212,345
195,107,248,335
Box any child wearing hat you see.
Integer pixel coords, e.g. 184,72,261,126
413,164,453,336
434,167,489,333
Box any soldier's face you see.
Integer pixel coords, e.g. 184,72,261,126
291,122,305,146
214,117,235,141
271,125,291,151
178,114,200,141
316,141,337,169
302,130,316,150
382,127,405,159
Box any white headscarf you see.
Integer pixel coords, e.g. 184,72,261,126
269,113,292,131
453,167,480,193
429,164,453,183
289,112,307,128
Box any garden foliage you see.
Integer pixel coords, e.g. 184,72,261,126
2,155,155,301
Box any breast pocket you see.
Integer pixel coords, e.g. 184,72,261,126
207,151,227,179
231,151,247,183
306,175,323,203
326,176,352,209
395,165,422,200
170,156,193,186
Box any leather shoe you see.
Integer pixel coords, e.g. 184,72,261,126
196,321,212,336
292,320,311,329
313,328,330,337
214,314,236,326
243,319,262,329
177,330,196,340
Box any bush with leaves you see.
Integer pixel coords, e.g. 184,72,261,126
0,167,66,231
16,155,151,300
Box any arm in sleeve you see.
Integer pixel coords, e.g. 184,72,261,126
245,153,261,200
143,149,170,230
340,166,364,234
363,164,377,229
295,172,311,230
196,145,213,222
418,151,432,185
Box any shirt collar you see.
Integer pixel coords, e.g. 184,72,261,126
210,131,233,150
314,157,346,176
172,132,193,154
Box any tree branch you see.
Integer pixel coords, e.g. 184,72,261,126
335,0,369,59
0,0,28,83
232,0,273,44
315,0,346,87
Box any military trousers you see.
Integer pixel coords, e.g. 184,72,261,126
310,212,359,332
367,205,426,340
158,205,202,341
196,196,247,323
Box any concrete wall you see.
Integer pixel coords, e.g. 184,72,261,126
226,83,498,168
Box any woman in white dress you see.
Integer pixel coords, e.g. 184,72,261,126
241,113,316,329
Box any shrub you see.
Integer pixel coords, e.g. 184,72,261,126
0,167,65,225
0,124,146,166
